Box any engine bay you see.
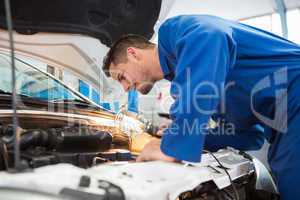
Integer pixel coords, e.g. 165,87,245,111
0,147,279,200
0,124,135,170
0,109,146,170
0,113,279,200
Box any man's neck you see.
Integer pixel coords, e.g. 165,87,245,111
152,46,164,81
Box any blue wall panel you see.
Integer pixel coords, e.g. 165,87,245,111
92,88,100,104
79,80,89,98
128,89,138,113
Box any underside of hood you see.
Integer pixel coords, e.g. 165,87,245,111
0,0,162,46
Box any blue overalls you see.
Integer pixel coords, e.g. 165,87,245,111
158,15,300,200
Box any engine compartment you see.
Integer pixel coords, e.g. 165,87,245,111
0,148,279,200
0,120,141,170
0,113,280,200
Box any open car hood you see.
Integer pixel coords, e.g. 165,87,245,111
0,0,162,46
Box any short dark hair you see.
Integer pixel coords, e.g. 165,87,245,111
102,34,155,77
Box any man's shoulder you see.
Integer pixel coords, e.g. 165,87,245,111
163,15,229,26
160,15,232,35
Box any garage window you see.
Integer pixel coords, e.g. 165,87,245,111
128,89,138,113
79,80,90,98
287,9,300,44
92,88,100,104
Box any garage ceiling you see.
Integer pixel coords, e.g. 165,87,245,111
166,0,300,20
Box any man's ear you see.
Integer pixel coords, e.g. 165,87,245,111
127,47,140,61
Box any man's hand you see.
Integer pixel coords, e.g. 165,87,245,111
156,119,172,136
136,138,176,162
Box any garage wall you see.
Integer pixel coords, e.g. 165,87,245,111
165,0,300,20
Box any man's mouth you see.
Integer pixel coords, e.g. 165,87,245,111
136,82,154,94
130,83,137,90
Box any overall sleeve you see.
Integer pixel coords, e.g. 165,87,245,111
161,25,237,162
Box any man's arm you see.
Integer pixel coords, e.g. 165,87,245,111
160,19,237,162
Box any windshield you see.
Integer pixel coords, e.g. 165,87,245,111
0,53,89,103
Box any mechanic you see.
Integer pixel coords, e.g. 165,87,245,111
102,15,300,199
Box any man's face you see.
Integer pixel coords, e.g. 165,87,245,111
109,47,155,95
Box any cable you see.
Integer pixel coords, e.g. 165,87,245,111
4,0,21,170
203,150,240,200
0,142,9,170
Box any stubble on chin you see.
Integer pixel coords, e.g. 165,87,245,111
138,82,154,95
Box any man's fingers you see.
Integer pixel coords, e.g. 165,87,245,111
136,155,143,162
136,153,147,162
158,119,172,129
135,138,170,162
136,156,141,162
158,124,168,130
156,129,165,136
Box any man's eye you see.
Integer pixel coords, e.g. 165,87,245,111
118,75,124,82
